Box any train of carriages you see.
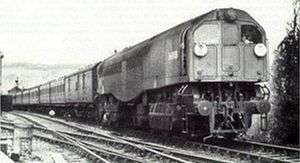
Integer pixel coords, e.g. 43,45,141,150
11,8,271,140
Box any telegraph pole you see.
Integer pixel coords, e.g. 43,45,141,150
0,52,3,117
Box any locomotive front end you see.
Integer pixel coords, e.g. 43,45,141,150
187,8,270,138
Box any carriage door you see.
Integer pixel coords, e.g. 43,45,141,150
222,23,240,76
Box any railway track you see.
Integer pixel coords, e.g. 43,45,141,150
2,114,119,163
7,111,300,163
122,128,300,163
207,138,300,162
7,113,156,163
8,111,229,163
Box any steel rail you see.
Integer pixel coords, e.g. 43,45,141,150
235,139,300,152
10,111,194,163
125,129,300,163
8,112,113,163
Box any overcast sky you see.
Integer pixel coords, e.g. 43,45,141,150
0,0,294,65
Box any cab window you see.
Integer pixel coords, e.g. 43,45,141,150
241,25,262,44
194,24,220,44
223,23,239,45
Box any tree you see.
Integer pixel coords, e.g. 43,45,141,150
271,2,299,145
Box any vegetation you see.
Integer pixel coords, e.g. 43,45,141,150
271,2,299,145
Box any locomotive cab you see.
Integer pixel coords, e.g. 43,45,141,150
190,9,268,82
184,9,270,139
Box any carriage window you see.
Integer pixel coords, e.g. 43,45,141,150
223,23,239,45
82,73,86,89
194,24,220,44
76,75,79,90
241,25,262,44
68,79,71,92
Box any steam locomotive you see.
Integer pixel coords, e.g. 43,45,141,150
12,8,271,140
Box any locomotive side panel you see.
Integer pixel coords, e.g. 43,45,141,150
98,27,188,102
101,62,123,99
143,29,187,90
124,56,144,100
143,39,165,89
164,34,181,78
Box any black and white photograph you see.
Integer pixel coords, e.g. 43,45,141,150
0,0,299,162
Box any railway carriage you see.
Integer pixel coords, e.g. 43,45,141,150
14,92,22,105
22,89,30,105
29,86,40,105
64,62,100,117
49,78,65,105
40,82,50,104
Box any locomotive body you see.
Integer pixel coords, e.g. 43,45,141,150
11,8,270,140
97,8,268,100
96,8,270,138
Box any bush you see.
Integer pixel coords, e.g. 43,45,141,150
271,3,299,145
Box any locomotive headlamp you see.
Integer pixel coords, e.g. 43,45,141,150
196,100,213,116
256,100,271,114
194,42,208,57
254,43,267,57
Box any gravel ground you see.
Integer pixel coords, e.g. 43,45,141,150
29,138,90,163
1,114,91,163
